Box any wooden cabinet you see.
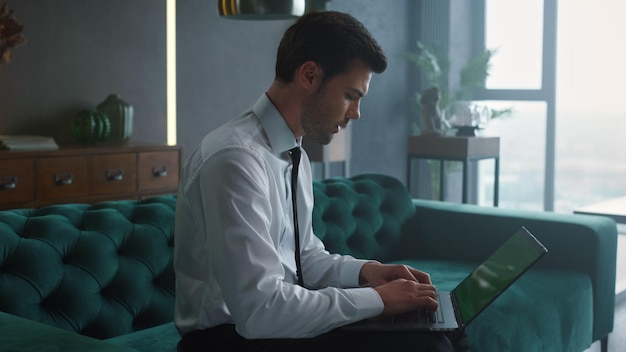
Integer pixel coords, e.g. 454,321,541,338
91,153,137,196
0,145,180,210
0,158,35,205
138,150,179,192
38,156,90,201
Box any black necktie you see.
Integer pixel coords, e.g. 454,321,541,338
289,147,304,286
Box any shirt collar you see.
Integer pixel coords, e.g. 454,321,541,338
253,93,300,154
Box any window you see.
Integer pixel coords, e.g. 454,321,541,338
484,0,543,90
477,0,556,211
554,1,626,213
480,0,626,214
479,101,546,210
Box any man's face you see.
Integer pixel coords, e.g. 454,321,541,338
300,60,373,145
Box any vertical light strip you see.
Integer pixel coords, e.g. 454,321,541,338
166,0,177,145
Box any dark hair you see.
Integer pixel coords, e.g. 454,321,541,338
275,11,387,84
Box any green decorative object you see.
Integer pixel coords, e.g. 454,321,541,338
71,108,111,144
96,94,133,143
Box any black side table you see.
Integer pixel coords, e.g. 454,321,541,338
407,135,500,206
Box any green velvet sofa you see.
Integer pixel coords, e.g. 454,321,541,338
0,173,617,352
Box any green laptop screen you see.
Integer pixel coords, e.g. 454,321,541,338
453,227,547,325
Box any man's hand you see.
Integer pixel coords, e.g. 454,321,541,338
359,262,438,315
359,262,433,287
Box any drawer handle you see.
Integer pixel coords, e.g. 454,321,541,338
1,176,17,189
54,173,73,185
106,169,124,181
152,166,168,177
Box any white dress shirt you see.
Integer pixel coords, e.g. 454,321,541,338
174,94,384,339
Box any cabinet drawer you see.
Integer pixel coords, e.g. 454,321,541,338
0,158,35,205
38,156,89,201
138,151,179,191
91,153,137,195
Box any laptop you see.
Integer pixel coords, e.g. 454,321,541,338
342,226,548,332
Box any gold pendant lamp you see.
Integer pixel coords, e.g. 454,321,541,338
217,0,306,20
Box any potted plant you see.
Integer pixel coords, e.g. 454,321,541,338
403,41,511,136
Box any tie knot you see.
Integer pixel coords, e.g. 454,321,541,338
289,147,301,167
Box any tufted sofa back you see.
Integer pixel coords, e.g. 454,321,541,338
312,174,416,262
0,196,176,339
0,174,415,340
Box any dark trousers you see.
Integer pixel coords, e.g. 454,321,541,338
178,324,470,352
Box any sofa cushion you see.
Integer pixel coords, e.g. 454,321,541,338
107,322,179,352
395,259,593,352
0,311,136,352
0,196,177,339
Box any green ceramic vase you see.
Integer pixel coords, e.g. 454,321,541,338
71,109,111,144
96,94,134,143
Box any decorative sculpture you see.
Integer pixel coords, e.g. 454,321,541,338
419,86,443,135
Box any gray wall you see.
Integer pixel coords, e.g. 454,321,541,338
177,0,417,181
330,0,417,180
0,0,167,145
176,0,288,160
1,0,421,183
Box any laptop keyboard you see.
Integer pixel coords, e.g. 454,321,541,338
390,306,444,324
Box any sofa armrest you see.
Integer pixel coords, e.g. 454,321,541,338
393,199,618,342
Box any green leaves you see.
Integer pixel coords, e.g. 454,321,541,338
405,40,496,107
459,48,495,100
402,41,450,91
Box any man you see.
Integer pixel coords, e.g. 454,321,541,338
174,10,467,351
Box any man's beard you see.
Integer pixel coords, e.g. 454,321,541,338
301,93,334,145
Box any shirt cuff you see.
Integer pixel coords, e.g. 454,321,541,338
339,259,380,288
348,287,385,321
